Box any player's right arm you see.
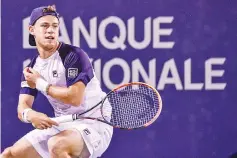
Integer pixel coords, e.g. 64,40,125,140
19,64,58,130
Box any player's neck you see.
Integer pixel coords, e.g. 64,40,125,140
37,42,59,59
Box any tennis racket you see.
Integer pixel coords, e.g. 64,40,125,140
51,82,162,129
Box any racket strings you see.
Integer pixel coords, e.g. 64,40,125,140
107,84,160,128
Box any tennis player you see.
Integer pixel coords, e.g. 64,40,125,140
1,5,113,158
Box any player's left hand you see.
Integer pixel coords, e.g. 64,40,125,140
23,67,41,83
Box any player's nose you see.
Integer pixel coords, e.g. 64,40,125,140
46,26,55,34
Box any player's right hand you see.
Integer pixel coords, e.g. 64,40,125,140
27,110,59,130
23,67,36,89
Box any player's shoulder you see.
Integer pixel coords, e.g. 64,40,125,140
58,42,87,57
57,42,91,64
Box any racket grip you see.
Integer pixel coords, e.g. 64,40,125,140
50,115,73,124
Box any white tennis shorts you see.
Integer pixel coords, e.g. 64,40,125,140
24,119,113,158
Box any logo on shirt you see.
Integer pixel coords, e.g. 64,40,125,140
68,68,78,78
52,70,58,77
83,128,91,135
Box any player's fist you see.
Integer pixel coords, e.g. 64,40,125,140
23,67,41,84
27,110,58,130
23,67,36,88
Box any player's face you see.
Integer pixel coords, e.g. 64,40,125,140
32,15,59,50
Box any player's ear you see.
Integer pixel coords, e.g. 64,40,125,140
29,25,35,36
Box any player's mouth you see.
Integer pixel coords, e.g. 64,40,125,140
45,36,55,40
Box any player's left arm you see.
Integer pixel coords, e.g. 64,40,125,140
25,68,86,106
48,80,85,106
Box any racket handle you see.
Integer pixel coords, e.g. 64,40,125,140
50,115,73,124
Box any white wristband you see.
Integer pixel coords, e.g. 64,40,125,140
36,78,49,93
22,108,33,123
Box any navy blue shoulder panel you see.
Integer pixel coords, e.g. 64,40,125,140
28,56,37,68
58,43,94,87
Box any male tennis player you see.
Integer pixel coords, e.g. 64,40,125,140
1,5,113,158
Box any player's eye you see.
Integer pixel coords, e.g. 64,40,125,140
53,25,59,28
41,24,48,28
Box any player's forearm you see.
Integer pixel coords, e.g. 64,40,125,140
17,94,35,122
47,85,83,106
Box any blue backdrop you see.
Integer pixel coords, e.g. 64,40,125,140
1,0,237,158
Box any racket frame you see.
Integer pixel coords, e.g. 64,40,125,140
54,82,162,129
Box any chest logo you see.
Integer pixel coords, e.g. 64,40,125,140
52,70,58,77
